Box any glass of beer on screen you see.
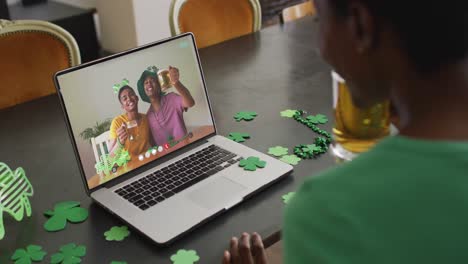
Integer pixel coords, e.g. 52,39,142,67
331,71,391,161
125,120,138,141
158,69,172,91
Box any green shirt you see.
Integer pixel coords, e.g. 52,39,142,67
284,136,468,263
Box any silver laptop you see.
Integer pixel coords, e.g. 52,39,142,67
54,33,292,245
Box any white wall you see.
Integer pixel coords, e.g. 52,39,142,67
133,0,172,47
97,0,172,53
96,0,137,53
57,36,213,179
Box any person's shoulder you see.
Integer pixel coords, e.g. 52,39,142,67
291,141,401,207
112,113,126,119
164,92,184,109
284,158,377,227
146,106,153,114
165,92,180,100
111,114,127,127
283,158,383,264
139,113,149,124
109,115,126,138
294,163,355,202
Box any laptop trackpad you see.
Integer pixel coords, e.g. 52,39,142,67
187,177,247,210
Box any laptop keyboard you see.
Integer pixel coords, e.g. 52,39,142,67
114,145,243,210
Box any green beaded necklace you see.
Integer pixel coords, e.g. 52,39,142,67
292,110,333,159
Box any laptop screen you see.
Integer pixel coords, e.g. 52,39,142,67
56,34,216,190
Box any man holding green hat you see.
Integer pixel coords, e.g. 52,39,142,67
137,65,195,147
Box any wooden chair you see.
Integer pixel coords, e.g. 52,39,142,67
0,19,80,110
281,0,316,24
91,130,111,165
169,0,262,49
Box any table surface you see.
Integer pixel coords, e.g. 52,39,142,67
0,16,336,263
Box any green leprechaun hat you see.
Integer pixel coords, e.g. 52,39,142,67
112,78,130,94
138,65,166,103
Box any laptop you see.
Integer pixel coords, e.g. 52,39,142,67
54,33,293,245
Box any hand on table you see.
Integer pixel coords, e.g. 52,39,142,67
222,232,268,264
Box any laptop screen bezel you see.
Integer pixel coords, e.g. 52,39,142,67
54,33,218,195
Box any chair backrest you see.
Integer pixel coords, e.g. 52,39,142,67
169,0,262,49
0,19,80,110
91,130,111,164
281,0,316,24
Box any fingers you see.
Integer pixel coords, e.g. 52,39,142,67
225,233,265,264
251,232,268,264
117,126,127,136
222,250,231,264
117,124,126,133
169,66,179,78
230,237,240,264
239,233,255,264
117,124,128,143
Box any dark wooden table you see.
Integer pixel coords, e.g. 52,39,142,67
0,16,336,263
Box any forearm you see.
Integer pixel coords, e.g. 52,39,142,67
173,81,195,108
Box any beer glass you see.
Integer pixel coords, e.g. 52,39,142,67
125,120,138,141
158,69,172,91
331,71,390,160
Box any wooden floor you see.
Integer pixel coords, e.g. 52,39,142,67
266,241,283,264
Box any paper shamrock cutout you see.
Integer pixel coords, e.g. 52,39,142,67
114,149,131,167
110,262,127,264
95,149,131,176
44,201,89,232
234,111,258,122
239,157,267,171
0,162,33,240
302,144,322,154
280,109,298,118
282,192,296,204
147,65,159,73
170,249,200,264
50,243,86,264
104,226,130,241
228,132,250,143
11,245,47,264
307,114,328,124
112,78,130,94
268,146,289,157
280,155,301,165
95,154,114,176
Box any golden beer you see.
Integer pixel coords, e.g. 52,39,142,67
332,72,390,157
125,120,138,141
158,69,172,91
